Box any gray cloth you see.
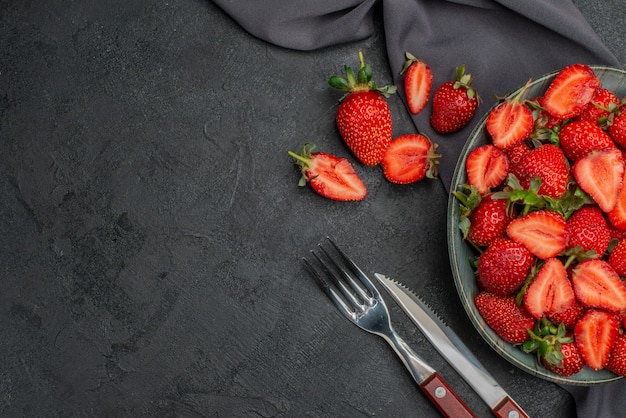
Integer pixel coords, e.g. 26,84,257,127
211,0,624,416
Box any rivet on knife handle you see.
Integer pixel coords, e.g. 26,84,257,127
421,372,477,418
493,396,529,418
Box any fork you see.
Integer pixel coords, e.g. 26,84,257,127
303,238,476,418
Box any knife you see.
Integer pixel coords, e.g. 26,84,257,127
374,273,529,418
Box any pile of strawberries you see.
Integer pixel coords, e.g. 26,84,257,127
453,63,626,377
289,51,480,201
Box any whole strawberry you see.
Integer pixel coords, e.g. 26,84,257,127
558,120,616,162
329,51,397,166
608,239,626,277
430,66,479,134
607,333,626,376
477,237,534,296
466,193,517,247
475,291,535,344
608,107,626,148
510,143,569,199
567,205,612,257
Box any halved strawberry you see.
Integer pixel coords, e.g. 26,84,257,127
608,239,626,277
558,120,616,162
401,52,432,115
607,333,626,376
465,144,510,194
575,309,620,370
381,134,440,184
510,144,569,199
572,147,624,212
487,81,534,149
288,144,367,201
475,291,535,344
608,168,626,231
477,237,534,296
506,210,568,259
523,258,575,320
567,205,611,257
542,63,600,119
571,259,626,311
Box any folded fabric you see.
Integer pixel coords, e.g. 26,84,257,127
212,0,624,416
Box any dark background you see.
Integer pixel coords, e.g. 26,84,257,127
1,1,625,417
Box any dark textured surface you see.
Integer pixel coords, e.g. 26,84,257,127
0,1,624,417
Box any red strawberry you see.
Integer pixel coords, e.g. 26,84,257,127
329,51,396,166
506,210,568,259
430,66,479,134
608,109,626,148
576,87,620,125
575,309,620,370
477,237,534,296
542,337,585,377
288,144,367,201
523,258,576,320
567,205,612,257
475,291,535,344
510,144,569,199
608,167,626,231
571,259,626,311
505,141,532,168
549,302,586,330
467,194,517,246
532,96,564,130
542,63,600,119
558,120,616,162
381,134,440,184
607,333,626,376
572,147,624,212
487,81,534,149
401,52,432,115
465,144,510,194
608,239,626,277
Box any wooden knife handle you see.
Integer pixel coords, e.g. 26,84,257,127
420,372,476,418
492,396,529,418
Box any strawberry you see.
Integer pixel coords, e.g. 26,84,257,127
542,337,585,377
475,291,535,344
381,134,440,184
575,87,620,125
506,210,568,259
607,333,626,376
608,167,626,231
288,144,367,201
487,81,534,150
329,51,396,166
608,239,626,277
465,144,510,194
542,63,600,119
401,52,432,115
510,144,569,199
572,147,624,212
505,142,532,168
430,65,479,134
571,259,626,312
574,309,620,370
608,109,626,148
567,205,612,257
531,96,564,130
549,302,586,330
466,194,517,246
523,258,575,320
558,120,616,162
477,237,534,296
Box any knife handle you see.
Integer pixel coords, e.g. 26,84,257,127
420,372,477,418
492,396,529,418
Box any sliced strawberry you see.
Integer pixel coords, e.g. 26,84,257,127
401,52,432,115
288,144,367,201
475,291,535,344
607,333,626,376
465,144,510,194
487,82,534,149
571,259,626,311
572,147,624,212
542,63,600,119
608,239,626,277
477,237,534,296
523,258,575,319
506,210,568,259
567,205,611,257
575,309,620,370
558,120,616,162
608,167,626,231
381,134,440,184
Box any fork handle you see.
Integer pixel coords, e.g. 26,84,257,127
385,332,476,418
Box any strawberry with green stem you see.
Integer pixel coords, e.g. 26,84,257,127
487,79,535,150
430,65,480,134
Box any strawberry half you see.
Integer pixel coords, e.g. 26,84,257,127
381,134,440,184
558,120,616,161
477,237,534,296
401,52,432,115
574,309,620,370
523,258,575,320
542,63,600,119
486,81,534,150
465,144,510,195
288,144,367,201
510,144,569,199
475,291,535,344
506,210,568,259
572,147,624,213
571,259,626,312
608,239,626,277
430,66,479,134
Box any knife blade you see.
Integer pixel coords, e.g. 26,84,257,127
374,273,529,418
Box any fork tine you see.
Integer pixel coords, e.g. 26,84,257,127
325,237,379,297
311,248,363,309
302,255,355,316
